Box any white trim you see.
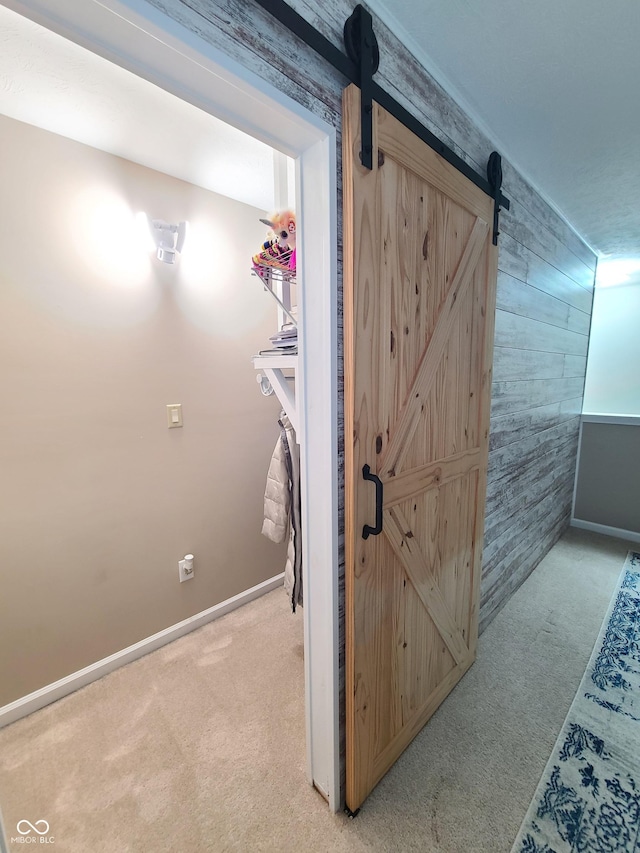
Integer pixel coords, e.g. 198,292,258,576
0,577,7,853
0,806,7,853
1,0,326,151
1,0,340,811
581,413,640,426
570,518,640,545
0,574,285,729
297,133,340,808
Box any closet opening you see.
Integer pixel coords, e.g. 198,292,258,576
1,0,339,814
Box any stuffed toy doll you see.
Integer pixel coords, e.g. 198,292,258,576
252,210,296,274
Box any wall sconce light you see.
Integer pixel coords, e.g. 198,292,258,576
137,212,188,264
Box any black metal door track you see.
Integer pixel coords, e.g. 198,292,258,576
253,0,510,244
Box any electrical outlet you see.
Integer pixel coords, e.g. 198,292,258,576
178,554,194,583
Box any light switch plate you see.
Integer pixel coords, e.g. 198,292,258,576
167,403,183,428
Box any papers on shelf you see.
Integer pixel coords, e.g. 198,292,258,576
258,347,298,356
269,324,298,349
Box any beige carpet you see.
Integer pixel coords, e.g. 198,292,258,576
0,528,632,852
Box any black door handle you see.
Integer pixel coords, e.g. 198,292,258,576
362,464,383,539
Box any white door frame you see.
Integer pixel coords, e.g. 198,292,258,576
3,0,340,811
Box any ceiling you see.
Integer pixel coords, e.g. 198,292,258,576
1,1,638,266
370,0,640,264
0,4,279,212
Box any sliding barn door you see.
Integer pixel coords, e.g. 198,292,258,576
343,84,498,811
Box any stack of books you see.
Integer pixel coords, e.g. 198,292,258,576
259,324,298,356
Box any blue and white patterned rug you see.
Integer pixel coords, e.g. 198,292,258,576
511,551,640,853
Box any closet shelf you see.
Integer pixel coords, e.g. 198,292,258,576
251,261,299,440
252,353,298,370
252,353,299,440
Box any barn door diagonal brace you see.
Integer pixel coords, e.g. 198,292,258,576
253,0,510,226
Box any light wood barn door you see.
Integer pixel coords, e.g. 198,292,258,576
343,84,498,811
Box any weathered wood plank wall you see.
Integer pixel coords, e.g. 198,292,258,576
145,0,596,793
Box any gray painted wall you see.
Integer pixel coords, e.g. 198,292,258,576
144,0,596,801
574,423,640,535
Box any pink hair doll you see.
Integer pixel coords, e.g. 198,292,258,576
252,209,296,273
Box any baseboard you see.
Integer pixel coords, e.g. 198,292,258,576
570,518,640,545
0,573,284,729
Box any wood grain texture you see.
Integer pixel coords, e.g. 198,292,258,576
383,449,481,507
491,377,585,417
144,0,596,806
480,504,573,631
489,401,581,451
492,347,586,382
497,272,591,335
499,234,594,314
497,164,596,272
485,436,576,514
484,480,575,573
379,218,490,477
494,310,589,356
384,506,469,666
484,451,576,550
499,198,595,291
343,86,496,809
485,449,576,544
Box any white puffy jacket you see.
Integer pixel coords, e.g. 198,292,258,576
262,414,302,611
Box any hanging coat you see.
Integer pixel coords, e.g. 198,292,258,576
262,414,302,611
